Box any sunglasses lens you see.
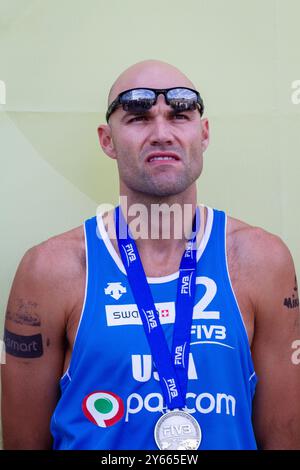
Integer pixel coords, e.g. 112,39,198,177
167,88,198,111
121,89,156,113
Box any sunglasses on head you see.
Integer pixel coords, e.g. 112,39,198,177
106,87,204,122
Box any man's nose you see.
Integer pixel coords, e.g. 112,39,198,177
149,95,174,146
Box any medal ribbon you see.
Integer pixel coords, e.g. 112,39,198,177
115,205,199,410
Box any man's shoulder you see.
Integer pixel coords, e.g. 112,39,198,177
20,224,86,286
226,214,294,278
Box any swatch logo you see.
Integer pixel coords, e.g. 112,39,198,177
82,391,124,427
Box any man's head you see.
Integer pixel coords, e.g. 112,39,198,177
98,60,209,198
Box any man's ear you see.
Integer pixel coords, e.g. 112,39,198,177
97,124,117,160
201,118,210,152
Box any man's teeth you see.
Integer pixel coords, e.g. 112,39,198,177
149,156,176,162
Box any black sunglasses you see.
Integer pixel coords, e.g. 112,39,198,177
106,87,204,122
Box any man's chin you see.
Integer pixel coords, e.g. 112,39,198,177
122,173,196,198
141,182,192,197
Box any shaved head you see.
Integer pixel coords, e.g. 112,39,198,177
108,60,196,106
98,59,209,199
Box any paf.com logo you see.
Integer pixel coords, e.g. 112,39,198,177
82,391,124,427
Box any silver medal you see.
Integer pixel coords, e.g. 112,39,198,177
154,410,201,450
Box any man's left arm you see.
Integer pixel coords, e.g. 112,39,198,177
251,233,300,449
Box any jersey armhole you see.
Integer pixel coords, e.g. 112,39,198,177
223,214,250,342
223,213,257,382
60,221,89,382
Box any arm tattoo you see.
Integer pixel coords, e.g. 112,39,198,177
283,275,299,310
4,328,44,358
5,298,41,327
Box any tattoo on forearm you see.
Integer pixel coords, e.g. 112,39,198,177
283,275,299,310
5,298,41,327
4,328,44,358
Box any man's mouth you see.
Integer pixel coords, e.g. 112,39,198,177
146,152,181,163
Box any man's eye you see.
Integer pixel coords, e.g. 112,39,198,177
128,115,147,123
174,114,188,120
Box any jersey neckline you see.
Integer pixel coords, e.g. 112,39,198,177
96,205,214,284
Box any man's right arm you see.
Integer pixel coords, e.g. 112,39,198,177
1,242,70,449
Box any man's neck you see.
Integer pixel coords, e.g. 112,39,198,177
101,185,206,277
119,185,199,256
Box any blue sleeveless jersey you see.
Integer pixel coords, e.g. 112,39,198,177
50,207,257,450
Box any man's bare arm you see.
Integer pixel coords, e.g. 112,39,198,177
250,230,300,449
1,241,73,449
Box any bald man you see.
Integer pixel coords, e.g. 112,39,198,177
2,60,300,450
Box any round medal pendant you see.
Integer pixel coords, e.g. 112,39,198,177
154,410,201,450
